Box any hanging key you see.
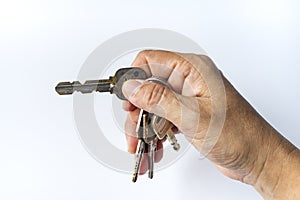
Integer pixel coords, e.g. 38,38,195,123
132,139,146,183
132,109,150,182
147,137,157,179
142,112,157,179
132,109,145,182
132,109,159,181
151,115,180,151
55,67,147,100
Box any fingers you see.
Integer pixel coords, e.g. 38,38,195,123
123,80,179,123
131,50,204,96
124,111,139,154
132,50,183,79
139,153,148,175
122,101,136,112
123,79,200,132
132,50,186,92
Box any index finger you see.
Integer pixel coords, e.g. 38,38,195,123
131,50,202,95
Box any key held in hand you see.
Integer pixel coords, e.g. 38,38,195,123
55,67,147,100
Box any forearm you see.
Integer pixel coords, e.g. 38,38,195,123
223,79,300,199
254,133,300,199
238,100,300,199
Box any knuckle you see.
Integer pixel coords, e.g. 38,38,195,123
199,54,213,63
137,50,152,58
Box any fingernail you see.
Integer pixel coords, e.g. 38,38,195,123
122,80,144,99
126,136,136,154
127,146,135,154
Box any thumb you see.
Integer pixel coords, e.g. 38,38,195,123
122,79,197,129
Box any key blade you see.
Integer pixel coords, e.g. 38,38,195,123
132,140,145,182
148,138,157,179
55,80,112,95
55,81,88,95
55,81,77,95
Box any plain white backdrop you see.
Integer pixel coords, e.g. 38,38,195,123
0,0,299,199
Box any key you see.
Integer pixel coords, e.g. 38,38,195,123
55,67,147,100
141,112,157,179
132,139,146,182
148,137,157,179
142,112,155,179
151,115,180,151
132,109,158,181
132,109,149,182
166,131,180,151
151,115,171,140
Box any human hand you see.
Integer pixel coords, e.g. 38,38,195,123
122,50,300,199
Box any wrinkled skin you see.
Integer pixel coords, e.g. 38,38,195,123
121,50,300,200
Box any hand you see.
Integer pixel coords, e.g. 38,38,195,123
122,50,300,199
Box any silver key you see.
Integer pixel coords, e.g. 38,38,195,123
167,131,180,151
132,109,153,182
151,115,180,151
132,139,146,182
151,115,171,140
55,67,147,100
132,109,146,182
148,137,157,179
132,109,158,181
143,112,157,179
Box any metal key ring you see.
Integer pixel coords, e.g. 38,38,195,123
145,76,173,89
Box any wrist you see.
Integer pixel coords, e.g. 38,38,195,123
211,78,300,199
251,131,300,199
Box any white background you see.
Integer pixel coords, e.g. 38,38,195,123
0,0,299,199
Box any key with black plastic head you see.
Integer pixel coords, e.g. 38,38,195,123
55,67,147,100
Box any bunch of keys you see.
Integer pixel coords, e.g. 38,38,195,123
133,110,180,182
55,67,180,182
